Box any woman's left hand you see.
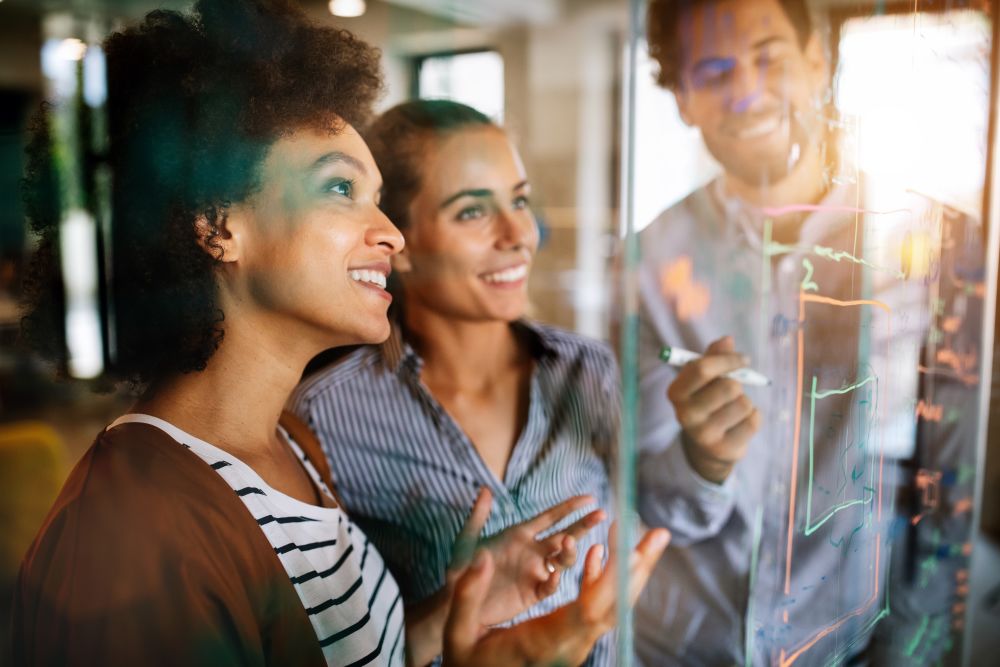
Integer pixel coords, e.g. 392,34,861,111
447,488,606,626
442,522,671,667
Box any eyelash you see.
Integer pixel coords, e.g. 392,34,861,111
324,178,355,198
457,205,485,221
456,196,530,221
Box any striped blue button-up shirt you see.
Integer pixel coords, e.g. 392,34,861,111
289,320,618,666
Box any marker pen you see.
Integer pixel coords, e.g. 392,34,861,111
659,346,771,387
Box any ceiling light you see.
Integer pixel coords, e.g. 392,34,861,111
56,37,87,61
329,0,366,18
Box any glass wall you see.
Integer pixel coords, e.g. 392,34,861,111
624,0,999,665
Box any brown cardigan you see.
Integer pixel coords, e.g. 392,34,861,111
11,412,334,666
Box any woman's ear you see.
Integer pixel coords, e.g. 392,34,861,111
193,205,240,263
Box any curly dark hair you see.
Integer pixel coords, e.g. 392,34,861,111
647,0,813,90
365,99,494,232
20,0,383,385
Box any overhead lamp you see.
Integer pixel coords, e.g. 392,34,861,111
329,0,366,18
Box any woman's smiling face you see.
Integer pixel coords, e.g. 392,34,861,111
397,125,539,323
222,124,404,349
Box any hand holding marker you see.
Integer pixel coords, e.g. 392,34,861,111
659,346,771,387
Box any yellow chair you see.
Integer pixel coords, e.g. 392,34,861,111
0,421,66,581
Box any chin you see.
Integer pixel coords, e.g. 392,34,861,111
358,321,392,345
491,306,528,323
324,319,391,348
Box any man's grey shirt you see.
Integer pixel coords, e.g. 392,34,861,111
632,177,951,665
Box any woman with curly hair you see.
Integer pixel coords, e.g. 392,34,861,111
13,1,668,665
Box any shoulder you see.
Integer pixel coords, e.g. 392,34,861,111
14,423,319,666
20,423,275,603
638,183,718,248
529,322,618,374
49,422,235,517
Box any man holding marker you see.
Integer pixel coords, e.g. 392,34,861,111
631,0,979,664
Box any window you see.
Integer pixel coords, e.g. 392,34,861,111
415,50,504,121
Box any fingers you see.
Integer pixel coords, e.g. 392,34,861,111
536,565,562,599
578,524,616,616
684,389,756,444
680,377,744,426
451,488,493,570
524,494,596,534
665,336,759,481
721,409,762,448
584,543,604,586
705,335,735,355
539,505,605,570
626,528,670,605
542,533,578,569
669,351,750,402
560,508,607,542
578,523,670,621
667,336,748,404
443,550,494,663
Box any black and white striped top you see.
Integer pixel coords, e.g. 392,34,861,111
289,321,619,666
109,414,405,667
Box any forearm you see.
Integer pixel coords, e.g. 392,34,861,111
637,438,737,545
405,585,452,667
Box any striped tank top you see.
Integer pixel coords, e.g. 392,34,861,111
110,414,405,666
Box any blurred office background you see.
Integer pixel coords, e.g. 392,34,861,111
1,0,999,663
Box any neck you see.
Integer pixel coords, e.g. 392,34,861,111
725,140,828,208
723,140,829,244
133,310,318,455
403,304,523,392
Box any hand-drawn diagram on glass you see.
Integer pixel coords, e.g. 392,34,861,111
630,1,991,665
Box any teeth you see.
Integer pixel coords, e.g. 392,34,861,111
736,115,783,139
349,269,387,289
482,264,529,284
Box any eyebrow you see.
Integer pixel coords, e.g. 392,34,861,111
750,36,788,51
309,151,368,176
439,180,530,209
691,36,789,73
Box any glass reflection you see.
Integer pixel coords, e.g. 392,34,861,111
632,0,990,665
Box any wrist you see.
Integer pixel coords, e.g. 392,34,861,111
680,435,734,484
520,603,602,666
405,583,454,667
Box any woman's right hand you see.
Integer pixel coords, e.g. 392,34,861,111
442,522,670,667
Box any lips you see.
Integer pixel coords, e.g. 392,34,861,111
348,262,391,300
730,111,786,140
481,263,529,284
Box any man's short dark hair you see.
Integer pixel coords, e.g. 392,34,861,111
647,0,814,90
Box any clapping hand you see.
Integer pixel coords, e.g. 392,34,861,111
443,522,671,667
447,488,606,626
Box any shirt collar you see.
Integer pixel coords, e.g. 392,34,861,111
379,318,558,376
709,175,861,251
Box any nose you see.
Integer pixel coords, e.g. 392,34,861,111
729,61,765,114
366,208,405,255
495,207,536,251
